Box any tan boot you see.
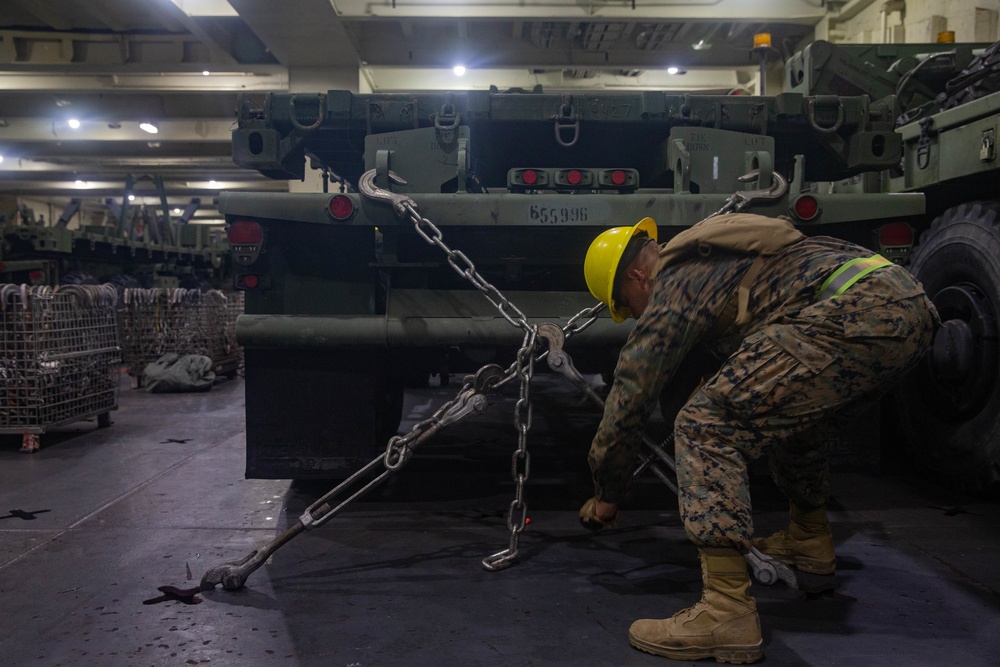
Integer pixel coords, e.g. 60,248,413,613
629,547,763,664
752,503,836,575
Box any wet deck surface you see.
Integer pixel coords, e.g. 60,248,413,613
2,372,999,666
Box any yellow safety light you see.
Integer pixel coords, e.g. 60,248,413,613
937,31,956,43
753,33,772,49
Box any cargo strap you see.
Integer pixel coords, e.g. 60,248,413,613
817,254,892,301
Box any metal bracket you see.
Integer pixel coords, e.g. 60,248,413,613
553,96,580,148
671,138,692,194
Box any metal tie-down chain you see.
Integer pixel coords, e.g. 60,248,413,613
200,172,605,591
360,169,551,569
482,327,535,570
200,166,795,591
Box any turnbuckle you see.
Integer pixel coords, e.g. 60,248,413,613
201,379,494,592
536,323,679,495
745,546,799,588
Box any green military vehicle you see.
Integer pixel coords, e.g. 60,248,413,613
787,39,1000,493
220,82,941,483
1,191,228,288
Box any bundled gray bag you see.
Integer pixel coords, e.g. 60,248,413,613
142,353,216,393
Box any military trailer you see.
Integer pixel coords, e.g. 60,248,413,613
220,84,936,482
788,40,1000,493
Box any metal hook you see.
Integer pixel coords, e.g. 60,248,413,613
736,169,788,202
358,168,418,218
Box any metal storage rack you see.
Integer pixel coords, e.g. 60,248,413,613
0,283,122,451
120,288,242,385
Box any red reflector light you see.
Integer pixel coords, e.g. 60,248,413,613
567,169,582,185
228,220,263,244
792,195,819,221
522,169,538,185
328,194,355,220
29,270,44,280
242,274,259,289
611,170,627,185
879,222,914,246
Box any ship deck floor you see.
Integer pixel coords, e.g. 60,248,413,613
2,373,999,666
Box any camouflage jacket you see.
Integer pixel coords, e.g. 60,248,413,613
588,233,931,503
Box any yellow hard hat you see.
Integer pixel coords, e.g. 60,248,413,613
584,217,658,322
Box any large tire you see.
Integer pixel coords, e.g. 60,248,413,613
894,201,1000,493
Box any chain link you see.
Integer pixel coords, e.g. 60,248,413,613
398,197,616,568
483,327,536,570
403,204,535,334
384,377,477,469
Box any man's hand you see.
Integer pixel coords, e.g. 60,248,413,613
579,497,619,531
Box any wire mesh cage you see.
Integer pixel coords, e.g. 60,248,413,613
0,283,122,434
223,290,244,372
120,288,242,382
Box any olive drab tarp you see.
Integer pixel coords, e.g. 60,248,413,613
142,353,216,393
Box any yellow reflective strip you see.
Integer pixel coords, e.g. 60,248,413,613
818,255,892,300
818,257,866,300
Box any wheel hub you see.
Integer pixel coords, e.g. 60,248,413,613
926,284,998,418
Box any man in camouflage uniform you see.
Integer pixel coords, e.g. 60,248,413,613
579,213,938,664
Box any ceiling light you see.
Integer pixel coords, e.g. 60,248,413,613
209,180,218,186
453,65,466,76
692,39,712,51
139,122,159,134
68,118,81,129
0,155,4,164
169,0,237,17
74,180,85,185
174,208,182,214
667,67,679,75
203,70,210,76
128,194,135,201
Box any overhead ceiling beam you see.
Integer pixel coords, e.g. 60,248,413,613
229,0,360,67
0,67,288,91
349,43,762,69
330,0,824,22
0,117,234,143
145,0,240,64
73,0,132,32
12,0,75,31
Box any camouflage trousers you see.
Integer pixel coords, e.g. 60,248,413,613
674,292,937,550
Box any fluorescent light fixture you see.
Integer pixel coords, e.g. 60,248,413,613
0,155,4,164
74,180,85,185
68,118,81,129
202,70,210,76
667,67,680,75
139,122,159,134
209,180,218,186
453,65,466,76
174,208,182,214
128,194,135,201
169,0,237,17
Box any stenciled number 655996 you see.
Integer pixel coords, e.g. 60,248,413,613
528,205,588,224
